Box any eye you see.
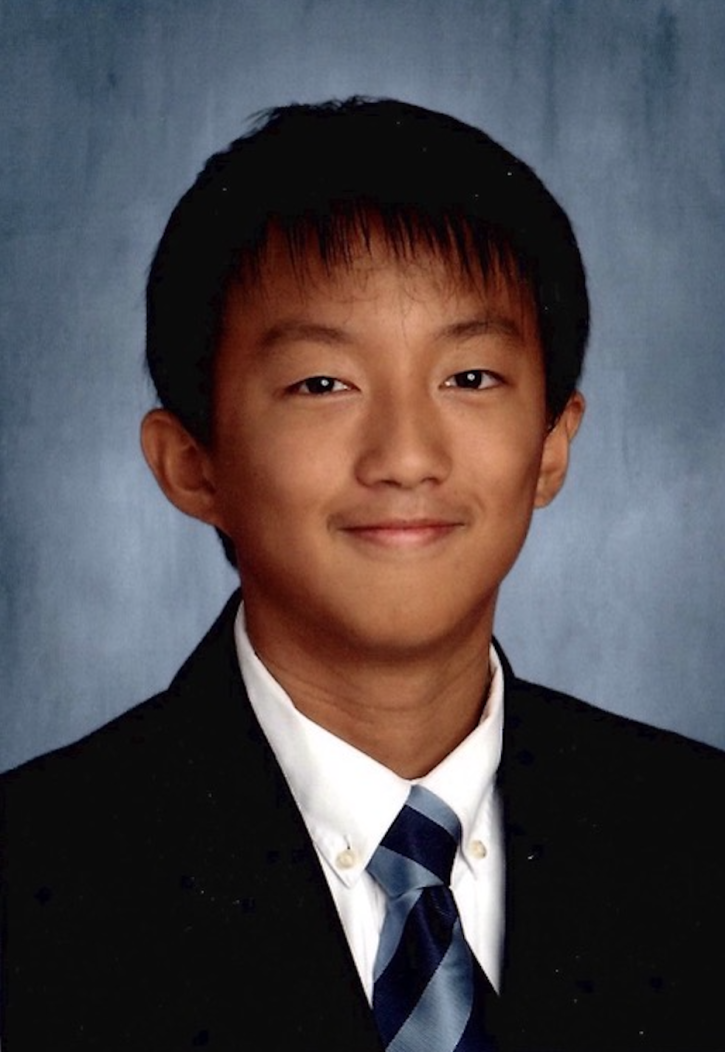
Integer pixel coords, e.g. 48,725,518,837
291,375,350,395
443,369,500,390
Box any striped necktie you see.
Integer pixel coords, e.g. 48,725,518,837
367,785,498,1052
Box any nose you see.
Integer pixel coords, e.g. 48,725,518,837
354,387,452,489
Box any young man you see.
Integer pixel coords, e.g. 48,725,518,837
1,99,723,1052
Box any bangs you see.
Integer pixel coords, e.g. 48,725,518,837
233,203,532,303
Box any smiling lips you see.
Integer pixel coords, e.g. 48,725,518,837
341,518,463,549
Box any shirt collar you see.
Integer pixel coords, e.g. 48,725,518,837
234,603,503,888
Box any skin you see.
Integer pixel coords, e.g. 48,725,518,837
142,236,584,777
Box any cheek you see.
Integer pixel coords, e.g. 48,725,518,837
215,420,341,531
462,419,545,503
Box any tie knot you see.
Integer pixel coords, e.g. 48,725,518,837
368,786,461,897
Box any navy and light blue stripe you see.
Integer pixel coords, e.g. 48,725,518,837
368,785,497,1052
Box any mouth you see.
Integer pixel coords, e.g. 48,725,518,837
340,518,463,550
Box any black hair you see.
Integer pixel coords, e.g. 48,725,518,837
146,96,589,564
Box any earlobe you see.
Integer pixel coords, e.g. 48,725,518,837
534,391,586,508
140,409,220,525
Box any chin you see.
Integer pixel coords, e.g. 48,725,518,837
327,599,494,662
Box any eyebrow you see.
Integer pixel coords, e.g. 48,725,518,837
436,317,524,342
258,321,353,351
255,314,525,355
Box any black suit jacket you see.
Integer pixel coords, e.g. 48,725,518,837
2,593,724,1051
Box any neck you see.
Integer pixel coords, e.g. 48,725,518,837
244,608,493,779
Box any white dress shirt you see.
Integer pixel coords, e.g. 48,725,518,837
234,604,505,1000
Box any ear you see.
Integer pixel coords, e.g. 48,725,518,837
140,409,220,526
534,391,586,509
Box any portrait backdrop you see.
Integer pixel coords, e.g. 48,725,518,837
1,0,723,770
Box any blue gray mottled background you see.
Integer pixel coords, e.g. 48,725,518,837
1,0,723,770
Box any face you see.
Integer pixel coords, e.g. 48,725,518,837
201,237,569,663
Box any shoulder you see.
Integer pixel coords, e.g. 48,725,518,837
501,667,725,854
0,591,249,856
1,686,170,792
0,686,179,884
499,673,725,1052
2,591,242,776
507,672,724,773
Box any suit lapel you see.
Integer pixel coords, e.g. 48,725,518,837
163,592,384,1052
496,664,625,1047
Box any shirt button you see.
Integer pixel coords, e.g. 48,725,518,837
336,848,357,870
470,839,488,859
